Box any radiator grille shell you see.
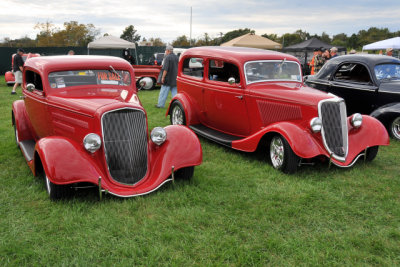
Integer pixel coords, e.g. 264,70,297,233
319,99,348,162
101,108,148,185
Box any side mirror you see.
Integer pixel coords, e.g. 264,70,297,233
26,83,35,92
138,77,153,90
228,77,236,85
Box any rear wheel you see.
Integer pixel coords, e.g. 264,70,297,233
269,135,299,174
365,146,379,162
45,174,71,200
390,117,400,140
175,166,194,180
170,101,186,125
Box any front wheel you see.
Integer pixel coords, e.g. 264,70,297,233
45,174,71,200
365,146,379,162
170,101,186,125
269,135,299,174
390,117,400,140
175,166,194,180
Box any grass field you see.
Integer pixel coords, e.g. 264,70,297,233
0,76,399,266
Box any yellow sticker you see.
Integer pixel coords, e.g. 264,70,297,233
78,72,86,75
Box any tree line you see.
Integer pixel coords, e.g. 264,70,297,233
1,21,399,51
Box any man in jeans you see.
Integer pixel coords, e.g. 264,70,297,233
11,48,25,95
156,45,179,108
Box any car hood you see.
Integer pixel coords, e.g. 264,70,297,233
247,82,335,106
47,88,141,117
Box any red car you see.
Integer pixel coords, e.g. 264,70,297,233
12,56,202,200
167,47,389,173
5,53,40,85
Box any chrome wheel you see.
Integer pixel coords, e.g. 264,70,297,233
270,136,284,169
171,104,184,125
391,117,400,140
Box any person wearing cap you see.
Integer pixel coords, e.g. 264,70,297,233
155,45,179,108
386,48,393,57
322,48,331,61
11,48,25,95
330,47,338,58
313,47,325,74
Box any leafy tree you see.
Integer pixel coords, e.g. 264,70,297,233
149,37,165,47
320,31,331,44
261,33,279,42
172,35,191,47
331,33,348,47
34,21,56,46
120,25,141,43
220,28,255,44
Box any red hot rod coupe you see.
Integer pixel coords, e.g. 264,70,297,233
12,56,202,200
167,47,389,173
5,52,40,85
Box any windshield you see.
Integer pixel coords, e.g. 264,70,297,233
244,60,302,84
48,69,131,89
374,64,400,81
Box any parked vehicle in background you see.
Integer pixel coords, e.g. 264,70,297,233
167,47,389,173
12,55,202,200
305,54,400,140
5,53,40,86
149,53,165,65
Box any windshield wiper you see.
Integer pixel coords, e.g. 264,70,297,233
109,65,121,79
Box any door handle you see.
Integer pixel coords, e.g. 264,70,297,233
235,95,243,100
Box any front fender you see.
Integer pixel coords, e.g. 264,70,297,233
232,122,326,158
166,93,201,126
370,102,400,126
12,100,35,142
35,137,105,185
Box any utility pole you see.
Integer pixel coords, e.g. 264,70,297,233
190,6,192,46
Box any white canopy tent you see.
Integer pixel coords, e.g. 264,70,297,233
362,37,400,51
87,35,135,50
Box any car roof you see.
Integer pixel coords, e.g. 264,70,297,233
328,54,400,66
181,46,300,65
24,55,132,73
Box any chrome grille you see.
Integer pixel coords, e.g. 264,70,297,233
319,99,348,161
102,109,148,185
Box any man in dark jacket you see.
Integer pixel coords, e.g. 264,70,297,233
12,48,25,94
155,45,179,108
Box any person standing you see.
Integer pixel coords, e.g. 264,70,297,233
313,47,325,74
155,45,178,108
330,47,338,58
386,48,393,57
11,48,25,95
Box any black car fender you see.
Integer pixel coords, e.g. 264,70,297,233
370,102,400,126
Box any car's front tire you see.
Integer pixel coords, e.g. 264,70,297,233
365,146,379,162
390,117,400,140
175,166,194,180
269,135,299,174
170,101,186,125
45,174,71,200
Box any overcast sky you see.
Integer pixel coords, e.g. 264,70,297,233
1,0,399,43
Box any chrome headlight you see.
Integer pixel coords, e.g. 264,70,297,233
151,127,167,146
83,133,102,153
351,113,363,128
310,117,322,133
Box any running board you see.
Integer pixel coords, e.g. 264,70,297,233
19,140,35,162
189,124,242,147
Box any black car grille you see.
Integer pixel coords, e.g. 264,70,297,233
320,100,348,160
102,109,148,185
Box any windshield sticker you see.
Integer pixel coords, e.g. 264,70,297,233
97,72,121,81
55,77,66,88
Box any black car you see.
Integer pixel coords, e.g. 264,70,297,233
305,54,400,140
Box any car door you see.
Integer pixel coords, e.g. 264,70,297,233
202,59,250,136
23,70,50,138
329,62,378,114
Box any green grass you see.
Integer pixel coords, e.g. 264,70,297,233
1,76,400,266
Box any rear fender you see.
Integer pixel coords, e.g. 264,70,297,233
35,137,105,185
232,122,325,158
370,102,400,126
166,93,201,126
12,100,35,142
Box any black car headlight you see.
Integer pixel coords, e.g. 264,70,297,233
310,117,322,133
351,113,363,128
83,133,102,153
151,127,167,146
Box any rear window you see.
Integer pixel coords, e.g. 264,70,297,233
48,69,131,88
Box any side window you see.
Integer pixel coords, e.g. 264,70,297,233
208,60,240,83
334,63,371,84
25,70,43,91
182,57,204,78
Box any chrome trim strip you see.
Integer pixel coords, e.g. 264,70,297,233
331,153,365,168
318,97,349,162
100,107,149,186
104,179,173,198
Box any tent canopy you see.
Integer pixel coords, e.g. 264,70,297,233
283,37,346,52
220,33,282,49
363,37,400,50
87,35,136,49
